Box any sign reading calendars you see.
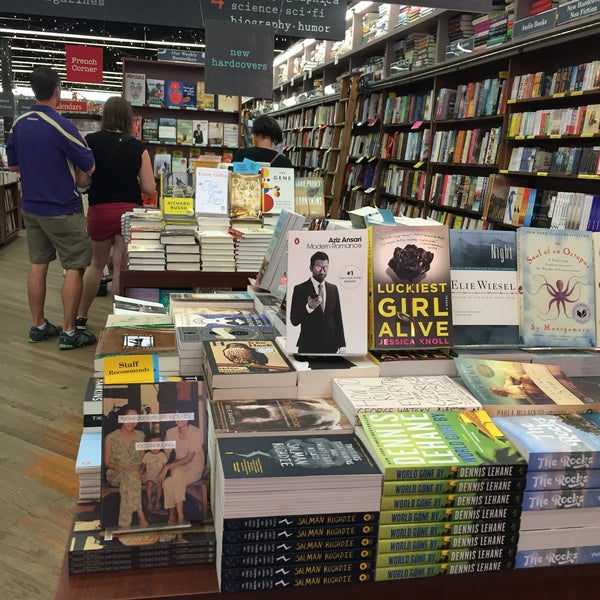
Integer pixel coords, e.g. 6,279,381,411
204,21,274,99
65,45,103,84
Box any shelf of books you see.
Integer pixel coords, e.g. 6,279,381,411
253,5,600,226
123,58,242,178
0,173,21,246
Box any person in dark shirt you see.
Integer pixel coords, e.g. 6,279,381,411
76,96,156,329
232,115,293,168
6,66,97,349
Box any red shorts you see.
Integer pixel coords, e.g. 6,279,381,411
86,202,140,241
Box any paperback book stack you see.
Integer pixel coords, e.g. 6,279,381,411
67,502,217,574
196,230,236,272
212,433,383,592
356,410,528,581
492,413,600,568
160,229,201,271
367,349,457,377
174,312,278,376
127,240,165,271
168,291,255,316
229,223,273,273
203,339,298,400
275,337,380,397
331,375,483,426
76,429,102,501
120,208,162,243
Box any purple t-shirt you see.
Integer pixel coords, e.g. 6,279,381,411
7,105,95,216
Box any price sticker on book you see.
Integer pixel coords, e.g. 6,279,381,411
411,120,423,130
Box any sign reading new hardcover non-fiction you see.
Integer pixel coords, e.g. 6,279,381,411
204,20,274,99
65,45,103,84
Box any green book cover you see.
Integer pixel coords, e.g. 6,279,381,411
356,410,527,480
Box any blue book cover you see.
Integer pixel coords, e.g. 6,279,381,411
449,229,519,347
517,227,596,348
522,488,600,510
516,545,600,568
526,468,600,491
492,413,600,471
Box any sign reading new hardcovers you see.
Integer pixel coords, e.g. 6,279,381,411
65,45,103,84
204,21,274,99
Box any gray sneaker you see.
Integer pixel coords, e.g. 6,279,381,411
29,320,62,343
58,329,96,350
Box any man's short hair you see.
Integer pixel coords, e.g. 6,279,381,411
30,67,61,101
252,115,284,145
310,251,329,268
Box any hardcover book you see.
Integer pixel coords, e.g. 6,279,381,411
165,80,185,107
261,166,295,214
217,94,239,112
209,397,353,437
194,166,229,216
141,118,159,142
100,379,208,529
294,177,326,218
454,358,600,416
124,72,145,106
286,229,369,356
196,81,215,110
449,229,519,347
355,410,528,480
146,78,165,106
158,118,177,144
368,224,453,350
367,349,457,377
223,123,239,148
332,376,482,425
492,413,600,471
228,172,262,220
83,376,104,432
182,81,197,109
153,153,171,177
176,119,194,145
192,119,208,146
208,121,224,146
517,227,596,348
203,339,297,389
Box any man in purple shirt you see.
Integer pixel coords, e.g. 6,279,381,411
7,67,97,349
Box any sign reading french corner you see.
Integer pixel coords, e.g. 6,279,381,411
204,20,274,99
65,45,103,84
199,0,346,41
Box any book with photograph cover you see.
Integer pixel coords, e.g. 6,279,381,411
100,379,208,530
286,229,368,356
294,176,326,218
209,397,353,437
228,172,262,220
153,153,171,177
196,81,215,110
261,166,295,214
355,410,528,481
176,119,194,145
492,413,600,471
141,118,159,142
517,227,596,348
192,119,208,146
332,376,482,425
368,224,453,350
158,118,177,144
449,229,519,347
146,78,164,106
208,121,224,146
203,339,297,389
454,358,600,416
124,72,145,106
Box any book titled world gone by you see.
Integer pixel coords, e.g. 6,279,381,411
356,410,528,481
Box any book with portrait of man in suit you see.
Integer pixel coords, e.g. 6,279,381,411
286,229,368,356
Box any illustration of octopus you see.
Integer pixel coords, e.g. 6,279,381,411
532,274,584,320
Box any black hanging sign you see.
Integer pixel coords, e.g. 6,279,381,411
204,20,274,99
387,1,494,10
0,91,15,118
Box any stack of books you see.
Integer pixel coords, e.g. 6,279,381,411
212,432,383,592
229,223,273,273
120,208,162,243
196,231,236,272
127,241,165,271
76,430,102,501
169,291,255,315
356,410,528,581
174,312,278,377
367,349,457,377
160,228,201,271
67,502,216,574
203,338,298,400
493,413,600,568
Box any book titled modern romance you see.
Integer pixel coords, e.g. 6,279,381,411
286,229,368,356
368,225,453,350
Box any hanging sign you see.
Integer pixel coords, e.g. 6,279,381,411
65,45,103,84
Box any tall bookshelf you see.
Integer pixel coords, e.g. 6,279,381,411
0,178,20,246
255,4,600,225
122,58,242,167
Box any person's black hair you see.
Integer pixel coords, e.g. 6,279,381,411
30,67,61,101
310,251,329,268
252,115,283,145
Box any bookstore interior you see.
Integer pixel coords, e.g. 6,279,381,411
2,1,600,598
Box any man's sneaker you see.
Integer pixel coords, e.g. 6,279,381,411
58,329,97,350
75,317,88,330
29,320,62,343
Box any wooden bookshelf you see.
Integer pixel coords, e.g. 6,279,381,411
0,180,21,246
55,553,599,600
119,270,255,296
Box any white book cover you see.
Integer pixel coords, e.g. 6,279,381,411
286,229,368,356
261,166,295,214
195,167,229,216
124,72,145,106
